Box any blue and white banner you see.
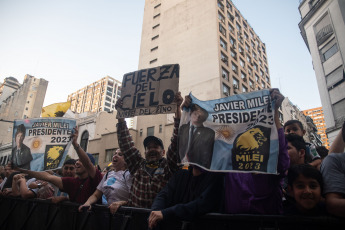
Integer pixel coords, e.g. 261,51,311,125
178,90,279,174
12,118,76,171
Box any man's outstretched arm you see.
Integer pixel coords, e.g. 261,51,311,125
71,126,97,178
15,166,63,190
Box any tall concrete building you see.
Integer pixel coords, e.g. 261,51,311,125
135,0,272,152
67,76,122,114
0,74,48,164
303,107,330,148
299,0,345,144
0,77,21,105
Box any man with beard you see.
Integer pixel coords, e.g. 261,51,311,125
14,127,102,203
115,92,183,209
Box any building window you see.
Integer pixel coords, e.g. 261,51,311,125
80,130,89,152
230,36,236,47
253,62,258,71
147,126,154,136
242,85,248,93
228,23,234,34
219,23,226,37
232,62,238,74
265,66,269,74
255,74,259,82
244,32,248,40
249,80,254,89
217,0,224,11
321,39,338,62
140,129,143,136
252,52,257,60
235,12,240,22
236,22,241,31
227,11,234,22
105,149,116,162
243,21,248,30
240,58,245,68
222,68,229,81
238,46,244,56
152,24,160,29
93,153,99,165
218,11,225,23
220,37,227,50
226,1,232,11
245,43,250,51
260,70,264,77
248,67,252,76
241,71,246,80
261,82,265,88
154,3,161,8
233,78,239,90
221,52,228,65
159,125,162,133
223,83,230,96
230,48,237,59
152,35,159,40
153,13,160,19
246,54,251,63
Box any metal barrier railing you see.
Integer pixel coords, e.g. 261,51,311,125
0,197,344,230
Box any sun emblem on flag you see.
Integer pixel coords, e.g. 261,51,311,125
215,125,234,142
31,138,42,150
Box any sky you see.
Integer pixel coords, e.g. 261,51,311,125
0,0,322,110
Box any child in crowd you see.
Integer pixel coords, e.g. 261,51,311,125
285,164,326,215
284,120,321,168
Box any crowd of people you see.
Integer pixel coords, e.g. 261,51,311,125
0,88,344,229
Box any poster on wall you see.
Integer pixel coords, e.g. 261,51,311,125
12,118,76,171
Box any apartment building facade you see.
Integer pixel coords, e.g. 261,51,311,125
303,107,330,148
135,0,272,152
0,77,21,105
299,0,345,144
67,76,121,114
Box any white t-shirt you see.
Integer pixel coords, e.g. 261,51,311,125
97,170,132,204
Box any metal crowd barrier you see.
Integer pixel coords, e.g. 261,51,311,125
0,197,344,230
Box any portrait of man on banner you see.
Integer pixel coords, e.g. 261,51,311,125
179,104,215,169
11,124,33,170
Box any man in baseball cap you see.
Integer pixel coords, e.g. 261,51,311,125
115,92,183,209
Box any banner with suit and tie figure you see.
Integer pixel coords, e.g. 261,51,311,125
178,89,279,174
12,118,76,171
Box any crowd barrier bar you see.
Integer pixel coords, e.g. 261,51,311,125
0,197,344,230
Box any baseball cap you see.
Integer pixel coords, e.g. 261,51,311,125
143,136,164,149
